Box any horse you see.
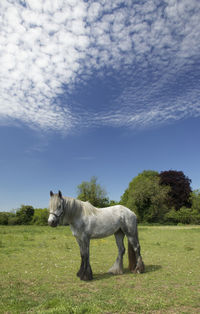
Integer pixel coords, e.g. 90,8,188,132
48,190,145,281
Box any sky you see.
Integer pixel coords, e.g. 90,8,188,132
0,0,200,211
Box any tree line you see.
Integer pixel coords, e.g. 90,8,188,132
0,206,49,226
1,171,200,225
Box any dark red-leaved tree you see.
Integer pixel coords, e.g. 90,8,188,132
159,170,192,210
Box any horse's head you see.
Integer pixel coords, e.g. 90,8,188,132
48,190,64,227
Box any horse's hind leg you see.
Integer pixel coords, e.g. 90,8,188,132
108,230,125,275
127,235,145,273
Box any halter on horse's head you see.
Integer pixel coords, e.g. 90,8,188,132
48,191,64,227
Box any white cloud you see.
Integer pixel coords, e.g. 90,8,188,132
0,0,200,133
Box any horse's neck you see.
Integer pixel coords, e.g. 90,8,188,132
63,197,82,222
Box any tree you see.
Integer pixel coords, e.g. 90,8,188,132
77,176,109,208
120,188,129,205
109,200,119,206
16,205,34,225
121,170,170,222
159,170,192,210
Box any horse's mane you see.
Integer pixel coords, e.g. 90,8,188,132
63,197,99,217
83,201,99,216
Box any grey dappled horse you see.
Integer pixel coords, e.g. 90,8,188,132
48,191,145,281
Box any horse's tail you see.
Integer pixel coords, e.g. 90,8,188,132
128,240,137,272
128,217,145,273
128,215,138,272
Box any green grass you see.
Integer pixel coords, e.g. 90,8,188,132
0,225,200,313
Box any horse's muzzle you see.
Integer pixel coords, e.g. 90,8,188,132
48,215,58,227
48,220,58,227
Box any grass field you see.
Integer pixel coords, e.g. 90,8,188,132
0,225,200,313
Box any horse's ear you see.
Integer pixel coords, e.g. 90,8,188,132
58,190,62,198
50,191,54,197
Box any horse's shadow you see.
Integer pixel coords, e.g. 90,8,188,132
144,264,162,273
93,264,162,281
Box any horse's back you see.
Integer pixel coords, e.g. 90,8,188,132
106,204,137,220
86,205,137,239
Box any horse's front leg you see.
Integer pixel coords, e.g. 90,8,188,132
76,237,93,281
76,255,84,278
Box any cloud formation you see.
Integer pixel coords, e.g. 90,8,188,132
0,0,200,132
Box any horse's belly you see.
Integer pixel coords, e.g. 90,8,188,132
90,220,120,239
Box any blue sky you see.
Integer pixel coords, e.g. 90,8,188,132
0,0,200,211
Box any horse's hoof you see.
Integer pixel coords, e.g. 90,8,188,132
80,270,93,281
138,262,145,273
80,274,93,281
108,269,123,275
133,263,145,274
77,270,83,277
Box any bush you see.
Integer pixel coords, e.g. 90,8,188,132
191,190,200,212
16,205,34,225
0,212,8,225
164,207,200,225
0,212,16,225
8,216,19,225
31,208,49,225
190,210,200,224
